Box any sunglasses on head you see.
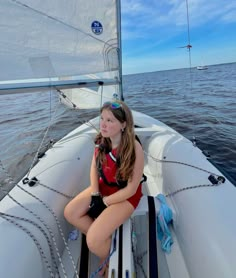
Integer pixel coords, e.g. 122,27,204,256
102,101,122,109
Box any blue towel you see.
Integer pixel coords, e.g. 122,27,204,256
68,229,79,241
156,194,173,253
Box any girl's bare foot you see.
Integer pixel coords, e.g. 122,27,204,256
104,266,108,278
98,260,109,277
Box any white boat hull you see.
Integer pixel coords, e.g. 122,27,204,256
0,110,235,278
196,65,208,70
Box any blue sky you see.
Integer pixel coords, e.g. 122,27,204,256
121,0,236,74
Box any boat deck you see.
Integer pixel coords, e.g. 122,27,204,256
58,192,190,278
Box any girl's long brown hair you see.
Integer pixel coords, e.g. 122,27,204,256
95,100,136,181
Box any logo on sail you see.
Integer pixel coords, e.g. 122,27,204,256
91,21,103,35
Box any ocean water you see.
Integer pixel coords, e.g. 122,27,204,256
0,63,235,197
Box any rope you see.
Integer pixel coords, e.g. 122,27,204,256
0,186,68,277
38,181,75,199
144,151,224,197
0,211,59,276
135,251,148,278
0,160,75,278
56,88,102,134
165,182,222,197
57,88,77,109
145,150,222,176
26,99,61,178
131,220,147,278
16,184,79,278
1,214,55,278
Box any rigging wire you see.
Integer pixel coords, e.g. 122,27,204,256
185,0,197,142
0,162,68,277
0,90,80,276
25,96,61,178
185,0,192,54
0,159,79,278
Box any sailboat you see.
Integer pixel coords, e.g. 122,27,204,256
0,1,235,278
196,58,208,70
196,65,208,70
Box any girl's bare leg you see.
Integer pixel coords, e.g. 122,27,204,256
65,190,134,276
64,186,93,234
86,200,134,260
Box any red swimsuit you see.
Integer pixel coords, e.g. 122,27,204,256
96,147,142,209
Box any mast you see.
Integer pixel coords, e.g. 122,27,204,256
116,0,124,100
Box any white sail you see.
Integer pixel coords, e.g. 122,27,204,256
0,0,122,104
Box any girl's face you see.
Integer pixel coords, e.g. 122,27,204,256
100,109,126,140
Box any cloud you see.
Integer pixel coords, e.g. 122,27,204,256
121,0,236,73
122,0,236,35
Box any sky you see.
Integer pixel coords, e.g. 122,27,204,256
120,0,236,74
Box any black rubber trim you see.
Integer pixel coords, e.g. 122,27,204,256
118,225,123,278
148,196,158,278
79,234,89,278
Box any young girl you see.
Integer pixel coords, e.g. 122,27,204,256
64,100,144,276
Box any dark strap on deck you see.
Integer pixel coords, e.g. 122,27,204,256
118,225,123,278
148,196,158,278
79,234,89,278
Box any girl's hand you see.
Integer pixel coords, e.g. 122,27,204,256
102,197,109,207
87,195,107,219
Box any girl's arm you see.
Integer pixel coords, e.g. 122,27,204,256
103,141,144,205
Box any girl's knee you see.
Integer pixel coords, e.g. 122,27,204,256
64,202,72,223
64,200,78,225
86,228,111,258
86,230,96,252
86,229,102,253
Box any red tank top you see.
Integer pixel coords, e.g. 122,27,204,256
95,147,142,209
